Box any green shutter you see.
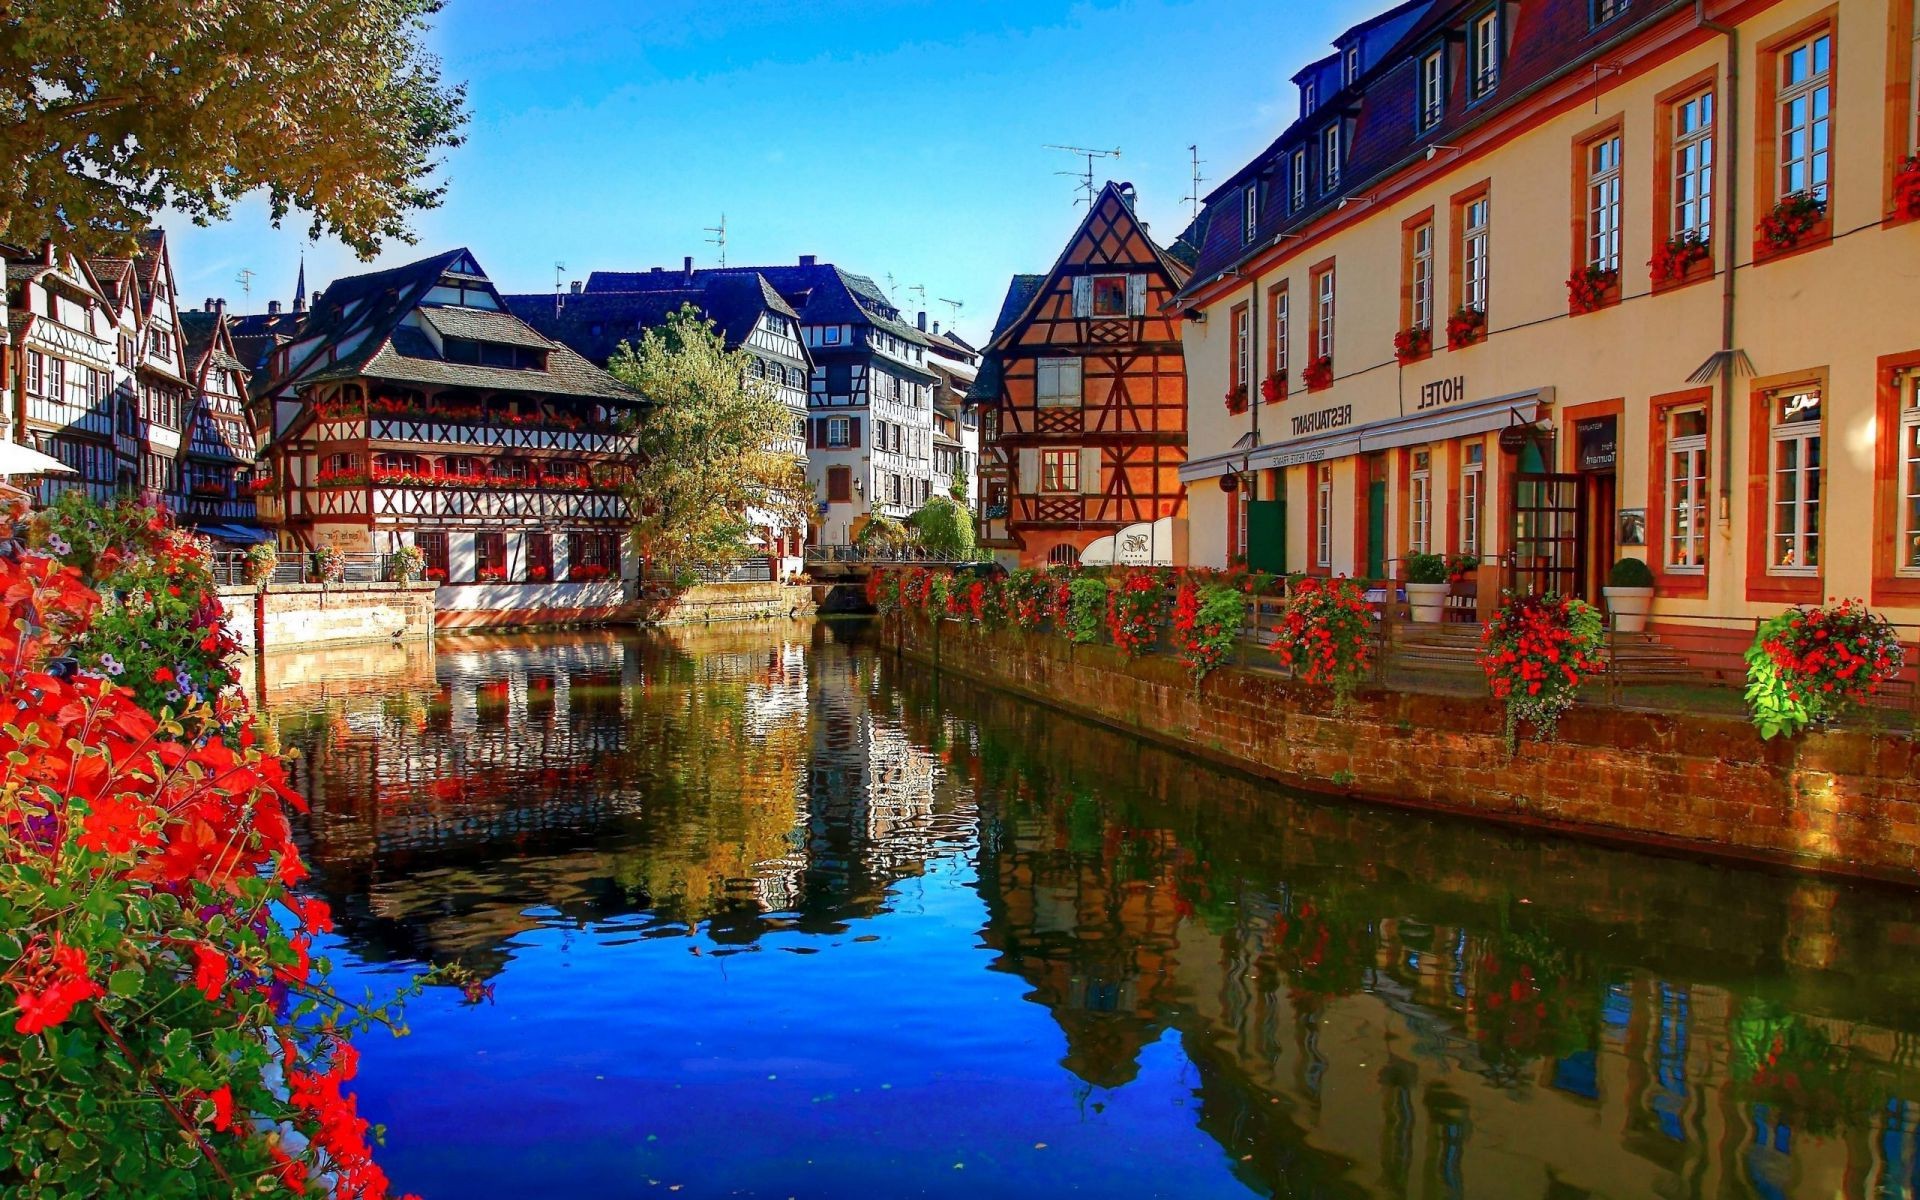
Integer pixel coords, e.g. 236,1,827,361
1247,500,1287,573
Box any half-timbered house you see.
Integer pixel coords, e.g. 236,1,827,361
177,302,268,545
5,243,121,505
920,315,981,515
504,264,813,579
248,248,645,627
96,231,193,510
971,182,1192,567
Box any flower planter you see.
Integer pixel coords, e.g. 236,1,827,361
1405,581,1450,624
1603,585,1654,633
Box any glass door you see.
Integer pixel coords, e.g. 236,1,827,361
1511,473,1586,598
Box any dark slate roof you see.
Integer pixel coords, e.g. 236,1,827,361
503,270,810,370
302,327,633,401
965,274,1045,406
420,304,559,350
584,260,930,347
1184,0,1692,293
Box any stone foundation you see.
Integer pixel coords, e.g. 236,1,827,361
221,583,438,653
633,582,819,626
890,614,1920,885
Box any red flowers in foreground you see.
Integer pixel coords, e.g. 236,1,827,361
1272,576,1373,710
1479,591,1605,747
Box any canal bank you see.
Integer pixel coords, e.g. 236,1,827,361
886,614,1920,886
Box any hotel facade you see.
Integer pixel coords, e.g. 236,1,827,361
1177,0,1920,659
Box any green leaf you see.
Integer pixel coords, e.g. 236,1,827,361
107,967,144,997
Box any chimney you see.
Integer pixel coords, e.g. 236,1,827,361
214,298,226,320
651,266,665,276
267,300,281,316
798,255,817,268
683,256,694,283
933,321,941,335
204,297,215,312
916,311,927,332
570,280,583,295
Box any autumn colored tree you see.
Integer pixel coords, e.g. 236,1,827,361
0,0,467,259
607,304,812,580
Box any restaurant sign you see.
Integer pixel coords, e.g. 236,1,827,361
1575,416,1618,472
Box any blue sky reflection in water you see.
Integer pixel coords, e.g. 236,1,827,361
268,624,1920,1199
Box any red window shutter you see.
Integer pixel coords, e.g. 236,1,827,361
806,419,818,449
1226,491,1240,561
849,417,861,448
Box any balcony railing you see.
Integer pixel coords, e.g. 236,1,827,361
367,417,639,456
371,485,629,523
183,495,260,522
648,557,773,584
210,551,405,588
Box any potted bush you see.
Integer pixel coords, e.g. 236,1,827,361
1603,557,1656,632
242,541,278,587
1404,552,1450,622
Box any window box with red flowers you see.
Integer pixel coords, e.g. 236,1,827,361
1302,356,1334,392
1223,383,1250,415
1893,155,1920,223
423,566,448,582
1757,192,1828,255
1393,325,1432,365
1649,231,1712,289
1446,306,1486,349
528,563,551,582
1260,370,1287,404
569,563,612,583
475,566,508,583
1565,265,1619,316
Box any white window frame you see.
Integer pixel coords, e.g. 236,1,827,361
1321,125,1342,194
1672,89,1715,243
1409,450,1433,555
1665,406,1709,573
1471,9,1501,98
1463,197,1490,313
1271,288,1290,377
1291,151,1307,210
1778,31,1832,202
1460,443,1484,558
1303,81,1317,114
827,416,850,447
1243,185,1258,245
1767,388,1824,576
1041,448,1079,494
1316,465,1334,568
1035,357,1083,408
1421,51,1445,129
1315,269,1336,362
1345,47,1360,84
1411,222,1435,331
1234,305,1252,392
1900,374,1920,576
1586,133,1624,272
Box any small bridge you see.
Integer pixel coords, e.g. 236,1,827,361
803,546,975,585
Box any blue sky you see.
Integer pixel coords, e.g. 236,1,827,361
162,0,1375,347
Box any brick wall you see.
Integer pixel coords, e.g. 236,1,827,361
889,614,1920,884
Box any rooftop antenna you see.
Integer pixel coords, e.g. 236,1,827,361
937,297,964,326
704,214,728,267
1046,144,1121,207
885,272,898,302
234,268,255,299
906,283,927,310
1184,144,1208,220
553,261,567,318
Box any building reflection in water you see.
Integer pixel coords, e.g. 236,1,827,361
271,624,1920,1199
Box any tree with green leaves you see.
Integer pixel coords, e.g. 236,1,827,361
608,304,811,580
0,0,467,259
907,495,976,560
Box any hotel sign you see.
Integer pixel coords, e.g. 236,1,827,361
1416,376,1468,411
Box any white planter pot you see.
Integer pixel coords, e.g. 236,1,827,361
1604,586,1655,633
1405,582,1450,623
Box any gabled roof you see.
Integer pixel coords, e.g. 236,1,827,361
179,310,247,376
502,270,811,370
965,274,1044,405
584,259,930,347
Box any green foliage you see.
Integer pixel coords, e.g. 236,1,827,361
1066,577,1108,645
243,541,278,584
0,0,467,260
855,514,912,551
906,496,975,560
1173,582,1246,685
1405,553,1449,585
386,543,424,583
608,305,813,577
1606,557,1655,588
1744,602,1904,739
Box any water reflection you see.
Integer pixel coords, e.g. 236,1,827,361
270,624,1920,1199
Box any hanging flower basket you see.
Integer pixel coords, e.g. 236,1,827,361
1272,576,1373,712
1479,591,1605,749
1649,231,1711,286
1758,192,1827,252
1260,371,1287,404
1446,306,1486,349
1392,325,1432,365
1302,356,1334,392
1894,155,1920,221
1223,383,1250,415
1743,599,1905,739
1566,265,1618,315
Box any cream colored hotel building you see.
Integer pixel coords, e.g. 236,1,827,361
1176,0,1920,659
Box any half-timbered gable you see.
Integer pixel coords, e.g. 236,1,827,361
973,182,1191,567
117,231,192,507
178,304,267,544
5,242,122,505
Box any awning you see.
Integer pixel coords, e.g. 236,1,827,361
1180,387,1553,482
197,524,275,545
0,439,76,477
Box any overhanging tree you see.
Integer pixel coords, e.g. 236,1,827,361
0,0,467,259
907,495,975,560
608,305,812,579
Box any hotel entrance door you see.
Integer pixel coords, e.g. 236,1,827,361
1511,473,1586,598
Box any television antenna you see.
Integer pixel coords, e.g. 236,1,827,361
937,296,964,326
553,262,567,317
1184,144,1208,220
1046,144,1121,207
906,283,927,310
704,214,728,267
234,268,255,298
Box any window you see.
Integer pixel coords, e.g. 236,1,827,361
1461,442,1484,557
1321,125,1342,193
416,532,449,578
1409,221,1435,332
1243,186,1259,245
825,363,851,395
1900,372,1920,574
1591,0,1626,25
1316,464,1334,568
1269,284,1290,381
1470,9,1501,98
526,532,554,582
1041,449,1079,493
1036,357,1082,408
1232,303,1252,393
1291,151,1307,210
826,466,852,502
567,531,621,581
1409,449,1433,555
1091,274,1128,317
1671,89,1715,243
1665,406,1709,571
47,359,65,405
1313,266,1336,362
1345,47,1360,84
1463,195,1491,313
1420,51,1445,129
25,351,41,396
1585,132,1624,272
824,326,842,345
1303,81,1317,114
475,530,507,579
1777,31,1832,202
150,331,172,363
1768,388,1823,574
827,416,850,447
443,455,478,478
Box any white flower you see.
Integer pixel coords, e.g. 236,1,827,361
46,534,69,555
98,653,123,676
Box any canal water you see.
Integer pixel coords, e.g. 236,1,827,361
265,622,1920,1199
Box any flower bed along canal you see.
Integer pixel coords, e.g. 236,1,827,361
268,622,1920,1199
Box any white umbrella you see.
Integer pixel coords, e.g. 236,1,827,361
0,439,74,476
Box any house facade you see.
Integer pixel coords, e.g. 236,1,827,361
972,182,1192,568
249,248,645,627
506,263,813,579
921,315,982,518
6,243,121,506
177,302,268,544
94,231,193,512
1176,0,1920,659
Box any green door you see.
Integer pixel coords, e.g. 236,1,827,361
1366,480,1387,579
1247,499,1287,574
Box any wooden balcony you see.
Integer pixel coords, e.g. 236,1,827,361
183,495,260,522
368,417,638,457
370,484,628,523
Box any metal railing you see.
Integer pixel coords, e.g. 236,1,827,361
658,557,774,584
211,551,405,588
807,544,975,565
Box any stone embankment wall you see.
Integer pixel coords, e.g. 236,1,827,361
221,583,439,653
889,615,1920,885
633,582,819,626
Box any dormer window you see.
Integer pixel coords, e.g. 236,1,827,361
1242,185,1259,245
1590,0,1626,26
1321,126,1342,194
1470,9,1501,99
1291,151,1307,211
1345,47,1360,85
1420,50,1446,129
1303,81,1317,114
